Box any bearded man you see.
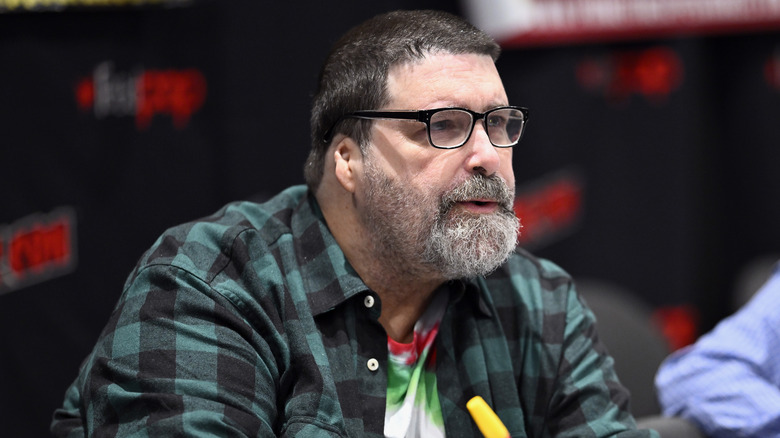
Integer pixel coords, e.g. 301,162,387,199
52,9,657,438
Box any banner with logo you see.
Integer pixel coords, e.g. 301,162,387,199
2,1,780,436
464,0,780,47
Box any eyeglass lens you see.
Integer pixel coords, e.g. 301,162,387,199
429,108,525,148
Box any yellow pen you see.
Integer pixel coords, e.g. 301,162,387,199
467,396,510,438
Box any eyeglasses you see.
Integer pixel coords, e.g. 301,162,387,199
322,106,529,149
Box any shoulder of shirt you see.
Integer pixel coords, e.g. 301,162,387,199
126,185,310,285
462,247,575,320
461,248,577,336
484,246,574,293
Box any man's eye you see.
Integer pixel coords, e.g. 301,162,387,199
487,115,507,127
430,119,455,132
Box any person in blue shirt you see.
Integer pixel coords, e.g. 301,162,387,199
655,262,780,437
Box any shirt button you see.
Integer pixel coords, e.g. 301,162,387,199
367,358,379,372
363,295,375,308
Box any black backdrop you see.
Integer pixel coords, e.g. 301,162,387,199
2,1,779,436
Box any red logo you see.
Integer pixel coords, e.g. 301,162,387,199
75,62,207,130
514,170,584,250
652,305,699,351
0,208,77,295
764,48,780,91
577,47,683,103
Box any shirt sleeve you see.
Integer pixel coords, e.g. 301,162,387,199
547,281,659,438
54,264,282,437
655,267,780,438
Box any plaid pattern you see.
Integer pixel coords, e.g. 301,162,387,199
52,185,657,437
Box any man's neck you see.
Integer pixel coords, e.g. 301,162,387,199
357,255,443,343
317,190,443,343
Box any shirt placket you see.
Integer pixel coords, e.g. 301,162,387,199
354,291,389,436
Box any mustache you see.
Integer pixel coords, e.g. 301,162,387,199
440,174,515,212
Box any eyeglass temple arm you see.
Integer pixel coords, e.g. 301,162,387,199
321,111,424,144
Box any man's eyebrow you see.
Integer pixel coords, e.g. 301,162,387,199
430,102,510,111
486,101,510,110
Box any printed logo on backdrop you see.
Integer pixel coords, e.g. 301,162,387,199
576,46,683,104
75,61,207,130
0,0,190,13
514,169,585,250
0,208,77,296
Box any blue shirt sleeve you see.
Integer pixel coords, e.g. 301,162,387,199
655,264,780,438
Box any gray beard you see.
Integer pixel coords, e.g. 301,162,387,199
362,158,520,280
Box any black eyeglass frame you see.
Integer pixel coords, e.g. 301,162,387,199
322,106,530,149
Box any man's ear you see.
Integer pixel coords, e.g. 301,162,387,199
333,137,362,193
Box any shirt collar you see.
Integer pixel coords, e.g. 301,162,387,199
297,190,493,318
295,191,370,316
459,277,494,317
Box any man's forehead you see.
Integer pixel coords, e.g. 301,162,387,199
388,51,495,76
386,53,507,110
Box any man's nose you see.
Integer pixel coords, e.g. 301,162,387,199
464,123,501,176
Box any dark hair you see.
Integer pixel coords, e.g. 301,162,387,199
304,9,501,190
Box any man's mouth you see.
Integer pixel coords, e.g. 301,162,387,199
456,199,500,214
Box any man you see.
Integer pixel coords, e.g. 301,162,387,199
52,10,656,437
656,262,780,437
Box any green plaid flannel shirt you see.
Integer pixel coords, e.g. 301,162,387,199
52,185,657,437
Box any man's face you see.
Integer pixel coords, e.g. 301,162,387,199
357,52,519,279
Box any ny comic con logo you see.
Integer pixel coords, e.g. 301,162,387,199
75,62,207,130
576,46,683,103
0,208,77,295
